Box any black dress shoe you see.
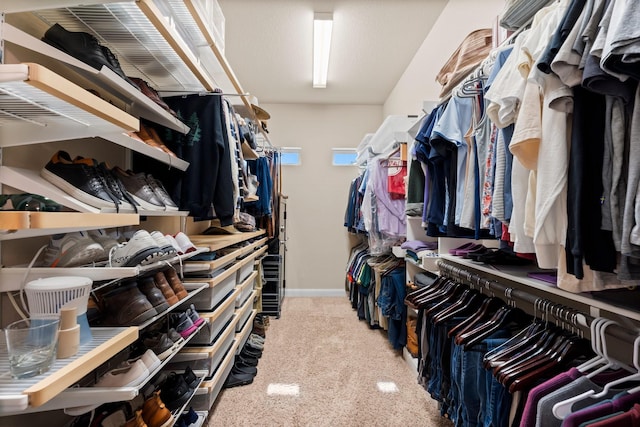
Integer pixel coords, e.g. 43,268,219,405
42,23,137,88
223,370,254,388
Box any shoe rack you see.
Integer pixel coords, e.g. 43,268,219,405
0,0,269,418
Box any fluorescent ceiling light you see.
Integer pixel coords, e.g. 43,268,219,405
313,12,333,88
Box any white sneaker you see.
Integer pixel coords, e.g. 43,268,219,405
174,232,197,254
164,234,184,255
95,359,149,387
40,231,105,267
108,230,162,267
121,349,161,374
150,230,177,260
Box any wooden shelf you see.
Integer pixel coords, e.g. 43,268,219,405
0,327,138,414
0,63,139,146
0,211,139,241
0,212,30,231
188,230,267,252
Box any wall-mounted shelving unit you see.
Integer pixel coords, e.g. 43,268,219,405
0,0,272,420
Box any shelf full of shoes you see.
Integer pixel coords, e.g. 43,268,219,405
172,231,267,411
0,1,269,420
4,267,215,417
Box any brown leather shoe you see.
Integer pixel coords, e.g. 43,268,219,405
136,124,176,157
123,410,148,427
138,276,170,313
100,281,157,326
142,390,174,427
153,272,179,306
163,268,188,300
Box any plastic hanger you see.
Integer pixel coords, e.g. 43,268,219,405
575,317,607,373
552,320,622,420
586,335,640,399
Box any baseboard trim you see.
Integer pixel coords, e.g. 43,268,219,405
285,289,346,298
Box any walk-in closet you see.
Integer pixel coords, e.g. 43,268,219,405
2,0,640,426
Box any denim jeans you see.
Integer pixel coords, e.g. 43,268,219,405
377,269,406,349
481,338,512,427
448,332,511,427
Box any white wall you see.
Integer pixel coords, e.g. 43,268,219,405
262,104,383,294
383,0,505,116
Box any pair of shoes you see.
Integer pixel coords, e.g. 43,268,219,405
42,23,138,88
99,281,158,326
129,81,178,119
241,342,262,359
169,308,202,339
142,329,182,361
132,123,177,157
95,358,149,388
160,370,197,411
41,151,124,211
108,230,169,267
247,335,264,350
112,166,178,212
164,232,197,255
39,231,106,267
163,268,189,299
138,278,170,314
122,349,161,374
474,248,534,266
223,362,256,388
141,390,174,427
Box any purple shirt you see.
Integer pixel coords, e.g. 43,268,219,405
563,390,640,427
520,368,582,427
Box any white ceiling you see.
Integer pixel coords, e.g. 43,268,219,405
217,0,449,105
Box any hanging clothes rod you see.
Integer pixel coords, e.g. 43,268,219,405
158,91,251,96
436,260,638,345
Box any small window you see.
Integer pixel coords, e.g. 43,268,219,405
281,147,301,166
332,148,357,166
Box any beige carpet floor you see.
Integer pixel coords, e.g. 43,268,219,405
208,297,452,427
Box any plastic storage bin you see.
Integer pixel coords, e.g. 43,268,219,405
235,271,257,308
189,289,238,345
165,316,236,377
183,267,237,311
235,293,254,333
236,258,255,283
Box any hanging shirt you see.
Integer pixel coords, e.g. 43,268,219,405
431,95,474,227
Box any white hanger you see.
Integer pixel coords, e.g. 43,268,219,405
552,320,621,419
589,334,640,399
575,317,606,373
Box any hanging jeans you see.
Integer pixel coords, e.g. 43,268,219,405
377,268,406,349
